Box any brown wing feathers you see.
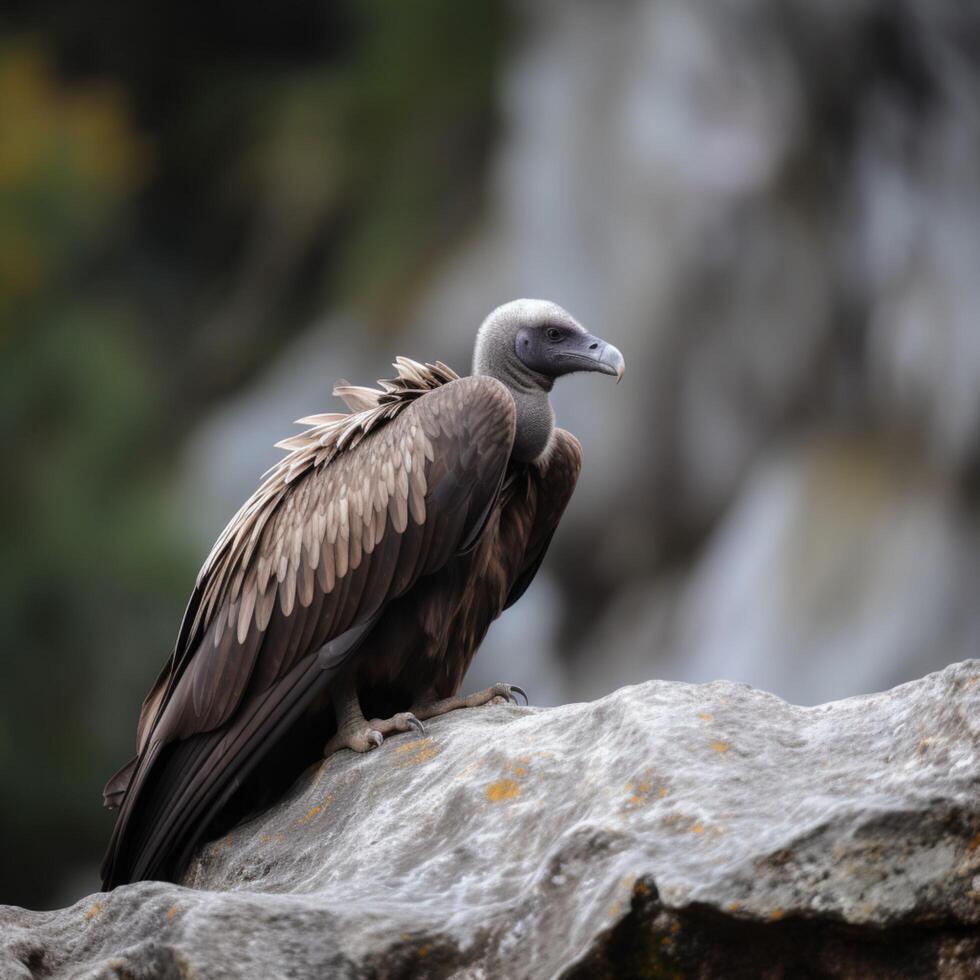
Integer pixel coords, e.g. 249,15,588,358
101,364,517,887
128,360,458,747
503,429,582,610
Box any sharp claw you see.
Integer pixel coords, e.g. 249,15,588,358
407,715,426,736
368,730,383,748
509,684,529,706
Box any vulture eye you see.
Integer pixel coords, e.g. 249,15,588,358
546,327,562,341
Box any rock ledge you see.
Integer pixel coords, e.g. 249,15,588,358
2,661,979,978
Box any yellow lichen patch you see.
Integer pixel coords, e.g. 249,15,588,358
726,901,741,913
623,771,667,808
634,880,652,897
485,778,521,802
966,833,980,853
690,822,705,834
698,712,714,722
84,902,104,921
624,778,651,807
418,945,431,958
259,833,287,845
770,908,785,921
166,905,178,921
297,793,335,826
395,738,440,768
710,740,731,754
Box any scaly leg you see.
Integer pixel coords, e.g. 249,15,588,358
324,680,527,757
322,673,424,759
403,682,528,728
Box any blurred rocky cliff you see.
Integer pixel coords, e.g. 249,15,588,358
185,0,980,710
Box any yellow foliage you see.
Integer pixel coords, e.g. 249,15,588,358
0,41,148,311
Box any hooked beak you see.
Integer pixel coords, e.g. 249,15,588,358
561,334,626,382
596,338,626,382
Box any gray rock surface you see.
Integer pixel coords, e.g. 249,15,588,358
3,660,979,978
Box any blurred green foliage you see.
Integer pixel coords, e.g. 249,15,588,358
0,1,507,908
0,41,190,907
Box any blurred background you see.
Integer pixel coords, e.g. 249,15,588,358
2,0,978,910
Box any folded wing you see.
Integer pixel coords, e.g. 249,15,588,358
101,369,517,887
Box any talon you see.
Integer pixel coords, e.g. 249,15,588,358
364,711,428,740
509,684,529,705
386,712,426,736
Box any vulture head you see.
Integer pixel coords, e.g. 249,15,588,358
473,298,625,462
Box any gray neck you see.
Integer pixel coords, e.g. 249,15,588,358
473,345,555,464
507,386,555,463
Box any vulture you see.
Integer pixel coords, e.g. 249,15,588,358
101,299,625,889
